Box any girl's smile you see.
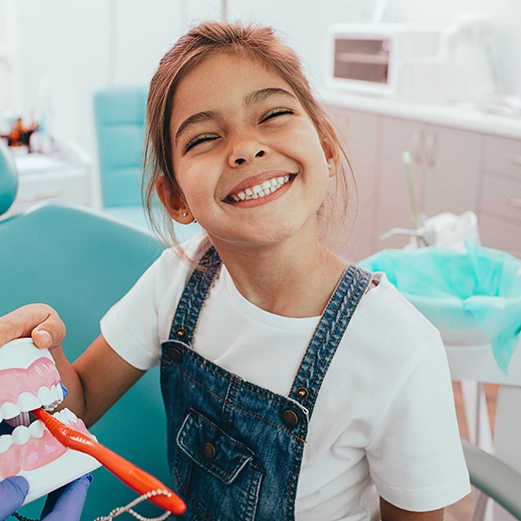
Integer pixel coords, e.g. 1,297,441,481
224,172,296,206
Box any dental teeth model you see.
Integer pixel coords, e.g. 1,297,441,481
0,338,100,504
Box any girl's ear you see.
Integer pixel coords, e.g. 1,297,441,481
321,137,338,177
155,176,195,224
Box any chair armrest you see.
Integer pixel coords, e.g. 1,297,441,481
462,438,521,519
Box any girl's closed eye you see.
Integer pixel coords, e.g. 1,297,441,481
260,107,295,123
184,134,220,153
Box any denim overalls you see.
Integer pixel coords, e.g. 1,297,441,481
160,247,371,520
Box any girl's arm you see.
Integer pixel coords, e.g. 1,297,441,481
0,304,144,427
58,334,145,427
380,498,443,521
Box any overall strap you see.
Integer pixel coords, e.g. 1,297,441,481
289,265,372,418
169,246,222,344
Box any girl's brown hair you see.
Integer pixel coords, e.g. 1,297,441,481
143,21,354,247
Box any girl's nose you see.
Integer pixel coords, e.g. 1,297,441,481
228,135,268,167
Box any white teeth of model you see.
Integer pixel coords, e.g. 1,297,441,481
55,409,76,425
29,420,45,438
38,386,55,408
62,408,78,423
53,384,64,402
12,425,31,445
18,391,41,412
0,401,20,421
0,435,13,454
42,384,65,411
53,410,66,424
261,180,271,190
245,188,253,196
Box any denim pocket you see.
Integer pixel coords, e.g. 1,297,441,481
174,409,263,521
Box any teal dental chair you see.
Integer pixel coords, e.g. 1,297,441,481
0,140,18,216
92,84,201,242
0,141,171,519
92,84,148,229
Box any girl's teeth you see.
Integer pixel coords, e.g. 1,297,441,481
231,175,291,202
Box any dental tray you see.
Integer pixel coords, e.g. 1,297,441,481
0,338,101,505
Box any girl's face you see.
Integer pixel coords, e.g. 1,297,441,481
165,52,333,251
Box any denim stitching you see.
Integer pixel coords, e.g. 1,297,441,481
163,360,308,444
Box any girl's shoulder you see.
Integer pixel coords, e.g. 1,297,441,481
355,271,442,352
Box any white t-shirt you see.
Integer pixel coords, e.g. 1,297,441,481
100,235,470,520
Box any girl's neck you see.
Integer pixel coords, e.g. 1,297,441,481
211,235,346,318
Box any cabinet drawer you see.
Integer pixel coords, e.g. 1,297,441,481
484,135,521,179
480,174,521,223
479,213,521,258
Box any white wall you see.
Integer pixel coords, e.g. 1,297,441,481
227,0,521,99
3,0,521,162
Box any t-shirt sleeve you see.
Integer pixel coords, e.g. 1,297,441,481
366,338,471,511
100,237,203,370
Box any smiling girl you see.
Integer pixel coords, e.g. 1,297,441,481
0,21,469,520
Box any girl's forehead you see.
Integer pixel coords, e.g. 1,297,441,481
172,52,295,109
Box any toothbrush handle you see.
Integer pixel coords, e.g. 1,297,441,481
33,409,185,514
82,439,186,514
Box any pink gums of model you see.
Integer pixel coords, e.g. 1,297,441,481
0,338,100,504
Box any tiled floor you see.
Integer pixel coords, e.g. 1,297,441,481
444,382,499,521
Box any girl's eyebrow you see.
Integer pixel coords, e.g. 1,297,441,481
175,110,216,143
174,88,296,144
244,87,296,107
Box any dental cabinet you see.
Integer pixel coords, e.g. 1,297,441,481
2,140,93,220
324,93,521,261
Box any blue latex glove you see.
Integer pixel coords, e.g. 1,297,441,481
0,476,29,521
0,474,92,521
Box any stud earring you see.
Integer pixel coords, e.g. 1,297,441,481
327,163,333,170
182,212,188,218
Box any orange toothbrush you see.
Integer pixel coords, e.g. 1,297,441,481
32,408,186,515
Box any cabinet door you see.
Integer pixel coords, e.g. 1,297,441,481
479,134,521,258
422,124,481,219
324,106,380,262
377,117,424,249
378,117,481,250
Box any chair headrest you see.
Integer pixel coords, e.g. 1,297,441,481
0,140,18,216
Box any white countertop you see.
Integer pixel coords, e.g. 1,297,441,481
322,90,521,140
14,153,70,175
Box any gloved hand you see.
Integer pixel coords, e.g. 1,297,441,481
0,474,92,521
0,476,28,521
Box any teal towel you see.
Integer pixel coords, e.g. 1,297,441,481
361,246,521,374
